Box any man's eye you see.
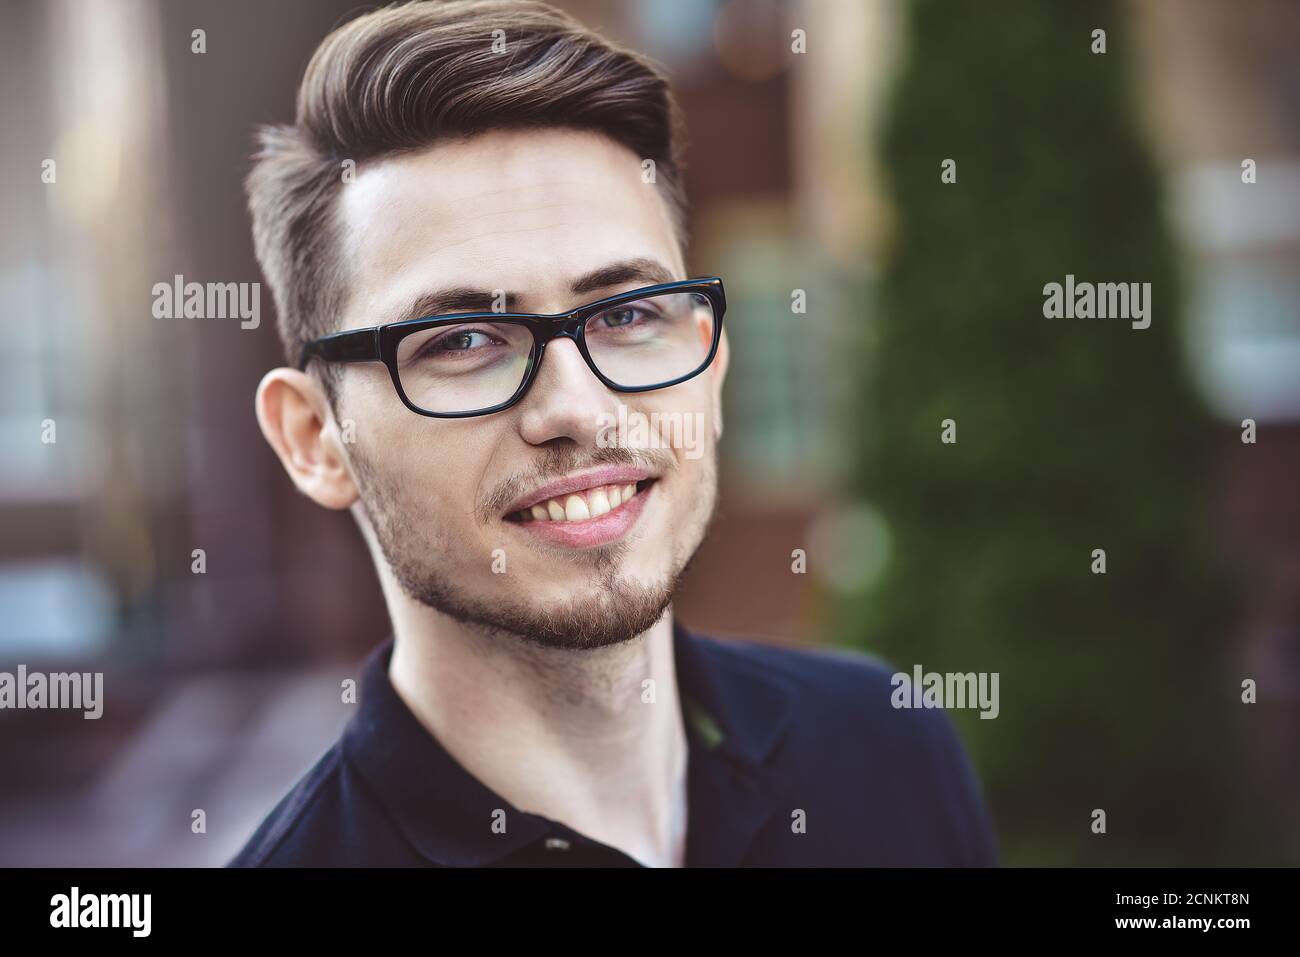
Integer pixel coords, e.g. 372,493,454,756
598,307,650,328
603,309,634,327
433,330,494,352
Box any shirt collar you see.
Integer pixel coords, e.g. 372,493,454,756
342,620,798,866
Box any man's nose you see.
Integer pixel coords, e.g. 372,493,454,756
516,336,620,446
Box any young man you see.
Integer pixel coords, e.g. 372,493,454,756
229,0,997,867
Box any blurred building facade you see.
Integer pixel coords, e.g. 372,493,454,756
1132,0,1300,847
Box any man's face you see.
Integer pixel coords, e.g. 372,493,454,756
327,128,727,650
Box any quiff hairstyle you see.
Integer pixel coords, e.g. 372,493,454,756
246,0,690,390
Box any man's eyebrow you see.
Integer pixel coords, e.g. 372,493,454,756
392,257,679,325
395,288,522,325
568,257,678,296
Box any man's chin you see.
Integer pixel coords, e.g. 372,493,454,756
405,576,677,651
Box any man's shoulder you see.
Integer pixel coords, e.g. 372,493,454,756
690,630,917,727
696,630,891,682
691,630,999,865
697,630,978,759
225,744,356,867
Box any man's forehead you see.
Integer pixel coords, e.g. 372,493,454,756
339,129,674,253
336,128,682,320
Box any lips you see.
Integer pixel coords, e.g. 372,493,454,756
501,467,658,548
501,465,657,520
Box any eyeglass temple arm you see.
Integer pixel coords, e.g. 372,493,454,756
298,328,381,371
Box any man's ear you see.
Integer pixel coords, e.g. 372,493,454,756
255,368,360,510
710,327,730,441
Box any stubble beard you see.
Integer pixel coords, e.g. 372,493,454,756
349,441,718,652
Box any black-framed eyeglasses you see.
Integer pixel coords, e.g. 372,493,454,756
298,277,726,418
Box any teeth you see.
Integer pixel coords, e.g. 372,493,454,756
515,482,644,523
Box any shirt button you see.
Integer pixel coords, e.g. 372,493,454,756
544,836,572,852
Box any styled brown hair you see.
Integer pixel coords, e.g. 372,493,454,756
246,0,690,385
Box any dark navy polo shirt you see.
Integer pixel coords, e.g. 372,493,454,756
227,622,998,867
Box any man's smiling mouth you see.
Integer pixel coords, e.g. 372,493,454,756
505,479,655,523
498,464,660,547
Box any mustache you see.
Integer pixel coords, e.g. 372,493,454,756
479,445,678,523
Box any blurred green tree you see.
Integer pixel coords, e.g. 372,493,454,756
831,0,1265,864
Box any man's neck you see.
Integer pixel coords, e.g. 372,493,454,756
386,607,689,868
